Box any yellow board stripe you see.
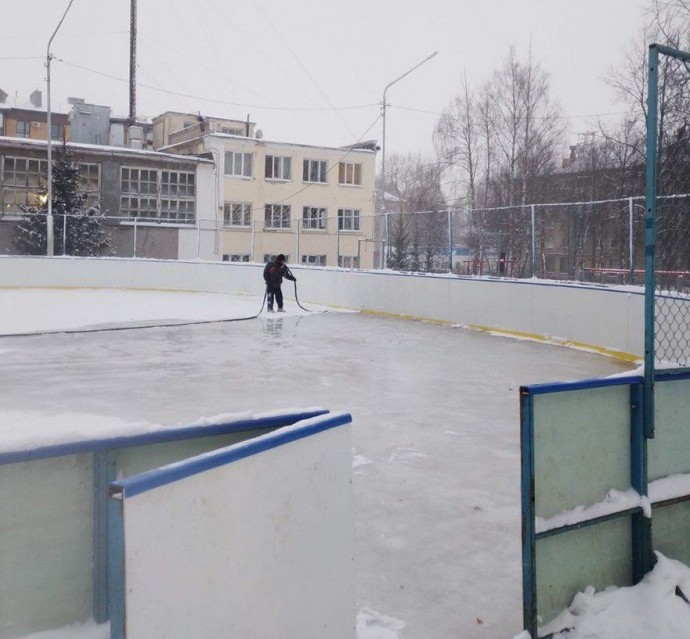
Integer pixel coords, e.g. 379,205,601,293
361,309,641,363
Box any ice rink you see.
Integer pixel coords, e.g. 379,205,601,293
0,289,634,639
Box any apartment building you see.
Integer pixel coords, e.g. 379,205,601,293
0,90,70,142
153,112,378,268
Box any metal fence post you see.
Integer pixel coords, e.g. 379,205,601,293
133,217,138,258
628,197,635,285
530,205,536,277
63,212,67,255
448,208,453,273
251,219,256,262
644,44,659,438
336,220,341,267
296,217,300,265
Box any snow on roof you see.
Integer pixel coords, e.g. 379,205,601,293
0,135,213,164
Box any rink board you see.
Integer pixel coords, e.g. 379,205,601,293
108,412,354,639
520,370,690,637
0,409,328,639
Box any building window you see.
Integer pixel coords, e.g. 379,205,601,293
265,155,292,180
121,167,157,194
302,206,327,230
221,127,242,135
51,124,63,141
15,121,30,138
264,254,290,263
264,204,291,229
338,256,359,268
120,196,159,219
224,151,253,177
303,159,327,183
223,254,250,262
224,202,252,227
1,157,48,212
120,167,196,222
79,163,101,206
338,161,362,185
338,208,360,231
302,255,326,266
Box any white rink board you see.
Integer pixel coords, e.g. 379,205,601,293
120,423,354,639
0,256,644,357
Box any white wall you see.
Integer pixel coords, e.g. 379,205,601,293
0,256,645,359
121,423,354,639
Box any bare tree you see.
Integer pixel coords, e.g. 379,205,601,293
384,152,447,271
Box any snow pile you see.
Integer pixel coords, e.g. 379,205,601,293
537,553,690,639
18,619,109,639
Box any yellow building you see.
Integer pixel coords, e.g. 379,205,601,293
153,112,378,268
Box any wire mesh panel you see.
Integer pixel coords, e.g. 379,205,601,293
648,46,690,369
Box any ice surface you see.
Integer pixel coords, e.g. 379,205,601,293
0,289,632,639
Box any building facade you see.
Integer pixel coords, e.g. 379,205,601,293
153,112,378,268
0,137,215,260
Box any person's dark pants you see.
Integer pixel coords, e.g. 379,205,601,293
266,284,283,310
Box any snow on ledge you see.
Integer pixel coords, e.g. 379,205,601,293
649,473,690,504
535,488,651,534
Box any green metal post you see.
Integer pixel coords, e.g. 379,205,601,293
644,44,659,438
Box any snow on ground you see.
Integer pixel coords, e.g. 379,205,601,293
0,287,666,639
537,553,690,639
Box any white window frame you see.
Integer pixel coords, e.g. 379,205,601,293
302,255,327,266
15,121,30,138
302,206,327,230
224,151,253,178
265,155,292,181
224,202,252,227
264,253,290,263
303,159,328,183
120,166,196,222
338,161,362,186
223,254,250,262
264,204,291,229
337,208,361,231
338,256,360,268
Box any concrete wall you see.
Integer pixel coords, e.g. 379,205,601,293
0,256,645,359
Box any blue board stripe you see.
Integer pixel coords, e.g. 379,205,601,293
0,409,329,465
535,507,642,540
520,375,643,396
111,412,352,498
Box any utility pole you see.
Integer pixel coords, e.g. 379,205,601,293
129,0,137,126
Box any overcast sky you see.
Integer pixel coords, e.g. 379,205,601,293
3,0,648,163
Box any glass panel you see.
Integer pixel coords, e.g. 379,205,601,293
265,156,273,178
283,157,291,180
339,163,345,183
355,163,362,185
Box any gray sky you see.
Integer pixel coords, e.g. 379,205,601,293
2,0,648,162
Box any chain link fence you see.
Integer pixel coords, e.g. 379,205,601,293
647,45,690,370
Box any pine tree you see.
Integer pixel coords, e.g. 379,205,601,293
14,143,111,256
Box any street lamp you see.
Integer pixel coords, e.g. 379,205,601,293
380,51,438,266
46,0,76,257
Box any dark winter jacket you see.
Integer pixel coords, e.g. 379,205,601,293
263,260,296,287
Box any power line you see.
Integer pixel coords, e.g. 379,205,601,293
0,56,45,60
394,104,629,121
54,56,379,113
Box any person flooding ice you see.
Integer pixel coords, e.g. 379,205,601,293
263,254,296,312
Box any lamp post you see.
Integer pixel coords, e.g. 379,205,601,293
46,0,76,257
380,51,438,266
